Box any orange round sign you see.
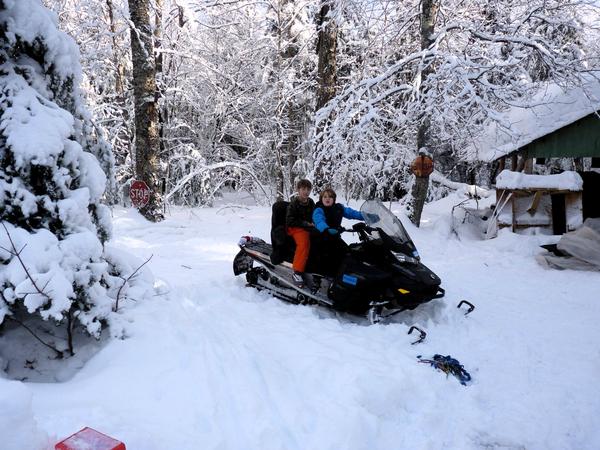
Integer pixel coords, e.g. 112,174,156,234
411,155,434,178
130,180,151,207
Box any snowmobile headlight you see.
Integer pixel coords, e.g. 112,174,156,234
393,253,419,264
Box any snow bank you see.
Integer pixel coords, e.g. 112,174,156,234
6,203,593,450
0,380,50,450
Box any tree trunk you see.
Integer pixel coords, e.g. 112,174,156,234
409,0,439,227
314,0,338,191
128,0,164,221
315,0,337,111
106,0,125,96
154,0,166,156
107,0,131,190
273,0,301,199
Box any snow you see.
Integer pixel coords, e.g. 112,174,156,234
0,381,50,450
2,194,599,450
496,170,584,191
0,0,82,82
465,74,600,162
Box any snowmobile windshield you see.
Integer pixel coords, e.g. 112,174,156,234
360,199,419,258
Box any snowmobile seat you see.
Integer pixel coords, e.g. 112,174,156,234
270,201,295,265
269,200,334,273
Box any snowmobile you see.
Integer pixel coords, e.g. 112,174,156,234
233,199,445,324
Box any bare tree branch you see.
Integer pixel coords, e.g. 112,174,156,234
114,254,153,312
1,222,52,303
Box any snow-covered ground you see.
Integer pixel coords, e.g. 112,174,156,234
2,193,600,450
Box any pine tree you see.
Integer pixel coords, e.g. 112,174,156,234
0,0,138,355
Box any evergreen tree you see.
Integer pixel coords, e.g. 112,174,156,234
0,0,140,355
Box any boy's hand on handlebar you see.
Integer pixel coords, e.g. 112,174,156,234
327,228,339,235
352,222,373,234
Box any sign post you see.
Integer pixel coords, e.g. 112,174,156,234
129,180,151,208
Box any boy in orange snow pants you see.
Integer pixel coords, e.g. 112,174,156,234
285,179,315,287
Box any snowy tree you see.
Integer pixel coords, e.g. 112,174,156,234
0,0,146,356
45,0,129,204
313,0,418,201
409,0,438,226
43,0,600,209
152,0,315,203
128,0,164,221
43,0,130,204
314,0,600,207
46,0,317,204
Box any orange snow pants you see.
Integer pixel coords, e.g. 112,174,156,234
287,227,310,273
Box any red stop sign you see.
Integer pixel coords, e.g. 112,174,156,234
130,180,151,208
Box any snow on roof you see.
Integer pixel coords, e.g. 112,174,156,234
465,74,600,162
495,170,583,191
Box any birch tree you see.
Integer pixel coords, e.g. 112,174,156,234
409,0,439,226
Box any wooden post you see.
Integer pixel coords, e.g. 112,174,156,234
516,155,526,172
498,157,505,172
511,195,517,232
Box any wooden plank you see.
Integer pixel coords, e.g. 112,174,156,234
527,191,543,215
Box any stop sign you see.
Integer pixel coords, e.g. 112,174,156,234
130,180,151,208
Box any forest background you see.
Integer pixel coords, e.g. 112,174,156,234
46,0,600,221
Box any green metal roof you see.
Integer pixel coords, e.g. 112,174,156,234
517,112,600,159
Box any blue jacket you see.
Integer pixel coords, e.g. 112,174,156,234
313,202,364,233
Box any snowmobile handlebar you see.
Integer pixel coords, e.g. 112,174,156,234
332,223,374,234
352,222,376,233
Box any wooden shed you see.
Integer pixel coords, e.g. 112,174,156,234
494,171,583,235
494,110,600,223
463,77,600,235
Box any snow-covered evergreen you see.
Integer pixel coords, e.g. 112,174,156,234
0,0,147,353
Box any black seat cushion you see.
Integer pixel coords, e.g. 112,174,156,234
270,201,295,264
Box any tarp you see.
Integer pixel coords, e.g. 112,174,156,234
537,218,600,271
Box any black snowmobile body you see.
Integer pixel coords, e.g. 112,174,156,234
233,199,444,323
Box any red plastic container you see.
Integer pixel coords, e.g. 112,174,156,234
55,427,126,450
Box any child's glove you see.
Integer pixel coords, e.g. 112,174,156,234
327,228,339,235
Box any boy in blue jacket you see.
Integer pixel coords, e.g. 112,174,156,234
312,188,364,272
313,188,364,233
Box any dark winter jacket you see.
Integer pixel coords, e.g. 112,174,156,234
313,202,364,233
286,197,316,229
